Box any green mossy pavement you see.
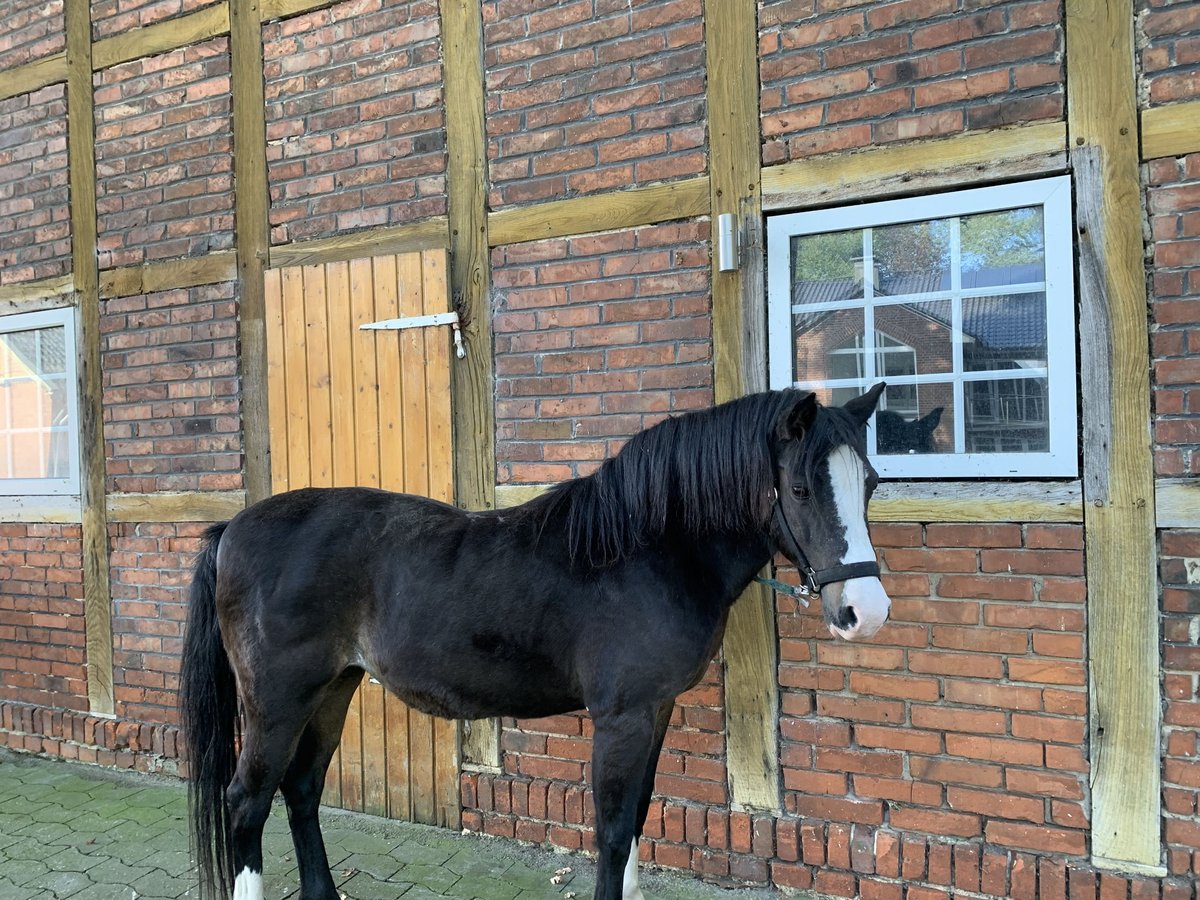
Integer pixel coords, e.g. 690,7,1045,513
0,750,784,899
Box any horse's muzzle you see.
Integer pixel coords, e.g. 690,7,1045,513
826,576,891,641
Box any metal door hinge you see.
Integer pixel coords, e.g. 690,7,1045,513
361,311,466,358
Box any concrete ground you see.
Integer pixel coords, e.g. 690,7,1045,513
0,749,786,899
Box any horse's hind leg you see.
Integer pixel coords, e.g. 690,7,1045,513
226,679,338,900
279,669,363,900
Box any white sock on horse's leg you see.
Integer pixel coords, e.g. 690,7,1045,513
233,868,263,900
622,838,645,900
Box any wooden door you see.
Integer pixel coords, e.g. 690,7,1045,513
263,250,460,828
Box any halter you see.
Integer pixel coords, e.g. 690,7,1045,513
755,487,881,605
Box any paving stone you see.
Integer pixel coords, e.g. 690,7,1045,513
445,872,522,899
43,846,104,873
0,877,39,900
337,851,404,880
327,829,404,857
14,819,74,843
133,865,191,897
148,848,195,877
0,750,780,900
393,863,461,893
340,871,415,899
0,858,49,886
19,868,94,898
85,857,156,885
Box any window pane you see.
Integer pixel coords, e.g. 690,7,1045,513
877,383,953,456
874,220,952,297
791,231,865,304
0,324,70,483
965,377,1049,453
874,303,954,375
962,293,1048,372
794,308,865,382
960,207,1045,285
39,327,67,375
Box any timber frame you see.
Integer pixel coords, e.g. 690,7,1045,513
0,0,1192,869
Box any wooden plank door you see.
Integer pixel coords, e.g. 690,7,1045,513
263,250,460,828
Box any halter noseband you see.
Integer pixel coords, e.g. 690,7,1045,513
755,487,881,605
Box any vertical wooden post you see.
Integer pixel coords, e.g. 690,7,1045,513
1066,0,1162,873
66,0,114,716
705,0,778,811
441,0,499,770
230,0,271,503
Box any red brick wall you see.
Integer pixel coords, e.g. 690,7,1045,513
100,282,241,493
0,0,64,70
93,38,234,270
1148,151,1200,882
785,523,1089,857
463,519,1200,897
483,0,706,207
493,221,712,484
1161,529,1200,881
759,0,1064,162
1148,153,1200,477
0,85,71,286
263,0,446,245
467,659,727,857
1139,0,1200,106
0,524,87,712
91,0,221,41
109,522,207,725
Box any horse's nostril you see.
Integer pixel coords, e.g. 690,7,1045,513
840,606,858,630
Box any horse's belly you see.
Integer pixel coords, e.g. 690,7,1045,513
368,640,582,721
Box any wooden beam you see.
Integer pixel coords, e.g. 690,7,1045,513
259,0,336,21
442,0,498,772
762,121,1068,211
0,53,69,103
1141,100,1200,161
268,218,449,268
66,0,114,717
494,484,549,509
1156,479,1200,529
706,0,778,813
0,496,82,523
99,251,238,298
229,0,271,505
497,482,1084,525
107,491,246,523
0,275,76,314
487,177,711,247
92,3,231,70
1067,0,1161,872
870,482,1083,523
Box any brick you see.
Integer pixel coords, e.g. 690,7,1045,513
890,807,981,838
987,822,1087,856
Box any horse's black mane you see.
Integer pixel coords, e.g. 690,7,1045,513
522,389,867,567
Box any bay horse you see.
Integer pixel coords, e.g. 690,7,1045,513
180,384,891,900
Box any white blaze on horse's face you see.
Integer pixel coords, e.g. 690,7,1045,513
825,444,890,640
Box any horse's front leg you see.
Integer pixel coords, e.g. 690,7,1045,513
590,705,660,900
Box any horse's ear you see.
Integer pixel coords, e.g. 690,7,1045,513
920,406,944,431
776,392,817,441
843,382,886,425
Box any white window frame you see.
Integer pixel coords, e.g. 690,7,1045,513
0,306,81,496
767,175,1077,479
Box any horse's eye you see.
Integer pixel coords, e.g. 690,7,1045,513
791,484,810,501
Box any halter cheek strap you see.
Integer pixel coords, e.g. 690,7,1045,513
757,490,881,603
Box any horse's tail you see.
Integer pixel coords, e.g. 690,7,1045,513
180,520,237,900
